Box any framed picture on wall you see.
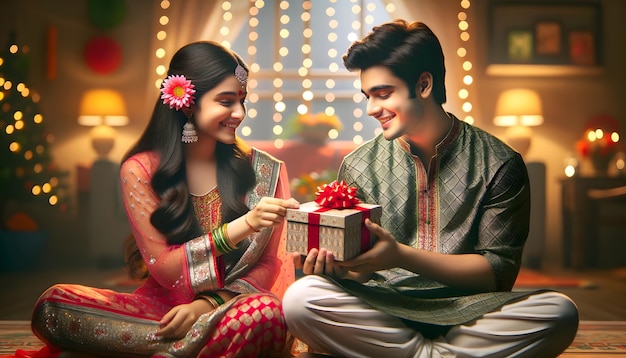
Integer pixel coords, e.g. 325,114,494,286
508,30,533,62
535,21,561,55
487,1,602,76
569,30,596,66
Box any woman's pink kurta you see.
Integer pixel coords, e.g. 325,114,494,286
20,148,293,358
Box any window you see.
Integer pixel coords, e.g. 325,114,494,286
230,0,393,146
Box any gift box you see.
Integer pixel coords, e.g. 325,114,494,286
286,201,382,261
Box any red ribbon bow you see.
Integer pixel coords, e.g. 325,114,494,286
314,180,360,209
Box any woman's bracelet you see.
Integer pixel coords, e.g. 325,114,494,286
195,294,219,309
211,227,227,253
205,291,225,305
212,223,237,253
244,213,260,233
195,291,225,308
222,223,238,250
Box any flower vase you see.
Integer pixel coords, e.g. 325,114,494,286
298,125,331,146
590,153,612,176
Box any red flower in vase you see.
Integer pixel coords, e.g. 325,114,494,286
575,128,619,159
575,114,621,174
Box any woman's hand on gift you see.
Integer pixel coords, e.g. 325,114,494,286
338,219,401,273
247,197,300,230
230,197,298,245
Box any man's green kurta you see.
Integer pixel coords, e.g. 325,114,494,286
336,116,538,329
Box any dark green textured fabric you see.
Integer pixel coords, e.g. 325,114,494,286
338,278,536,326
336,115,539,326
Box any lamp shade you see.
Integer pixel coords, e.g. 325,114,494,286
78,89,128,126
493,89,544,127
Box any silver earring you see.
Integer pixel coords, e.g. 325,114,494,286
181,120,198,143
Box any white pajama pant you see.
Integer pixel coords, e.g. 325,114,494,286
282,275,579,358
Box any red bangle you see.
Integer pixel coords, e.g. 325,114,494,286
245,215,260,233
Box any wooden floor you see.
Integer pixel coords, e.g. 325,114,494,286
1,264,625,321
530,265,626,321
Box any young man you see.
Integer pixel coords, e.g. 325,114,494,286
283,20,579,357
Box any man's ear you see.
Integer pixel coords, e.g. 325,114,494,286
417,72,433,98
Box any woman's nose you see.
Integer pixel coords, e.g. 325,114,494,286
232,103,245,118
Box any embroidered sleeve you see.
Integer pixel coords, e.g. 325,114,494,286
120,153,220,299
185,233,222,292
221,149,293,297
227,163,292,296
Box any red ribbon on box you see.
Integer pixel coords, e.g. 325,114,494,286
315,180,360,209
306,181,372,257
307,207,328,252
358,208,372,254
306,205,372,257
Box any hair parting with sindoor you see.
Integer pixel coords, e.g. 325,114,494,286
123,41,256,279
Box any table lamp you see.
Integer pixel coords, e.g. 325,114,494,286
78,89,128,158
78,89,131,267
493,88,544,156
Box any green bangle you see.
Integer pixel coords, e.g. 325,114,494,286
212,226,234,253
212,223,241,254
222,223,238,251
205,291,225,306
210,229,224,253
195,294,219,309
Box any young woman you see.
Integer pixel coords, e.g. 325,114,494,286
27,41,299,357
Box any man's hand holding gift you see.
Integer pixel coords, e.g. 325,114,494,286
337,219,401,273
288,180,382,282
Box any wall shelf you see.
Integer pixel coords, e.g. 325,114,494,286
486,64,604,77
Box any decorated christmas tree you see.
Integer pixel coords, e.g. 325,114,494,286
0,33,69,230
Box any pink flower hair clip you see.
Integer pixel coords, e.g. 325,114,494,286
160,74,196,111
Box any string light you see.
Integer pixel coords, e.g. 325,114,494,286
267,1,289,149
349,1,364,142
153,0,171,89
300,1,312,116
220,1,234,48
154,1,478,145
458,0,474,124
1,41,62,206
317,3,340,141
240,0,260,140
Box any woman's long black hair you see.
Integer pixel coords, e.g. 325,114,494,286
123,41,256,279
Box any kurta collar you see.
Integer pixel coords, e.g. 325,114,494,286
396,113,461,158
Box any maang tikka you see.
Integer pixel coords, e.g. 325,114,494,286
234,64,248,85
